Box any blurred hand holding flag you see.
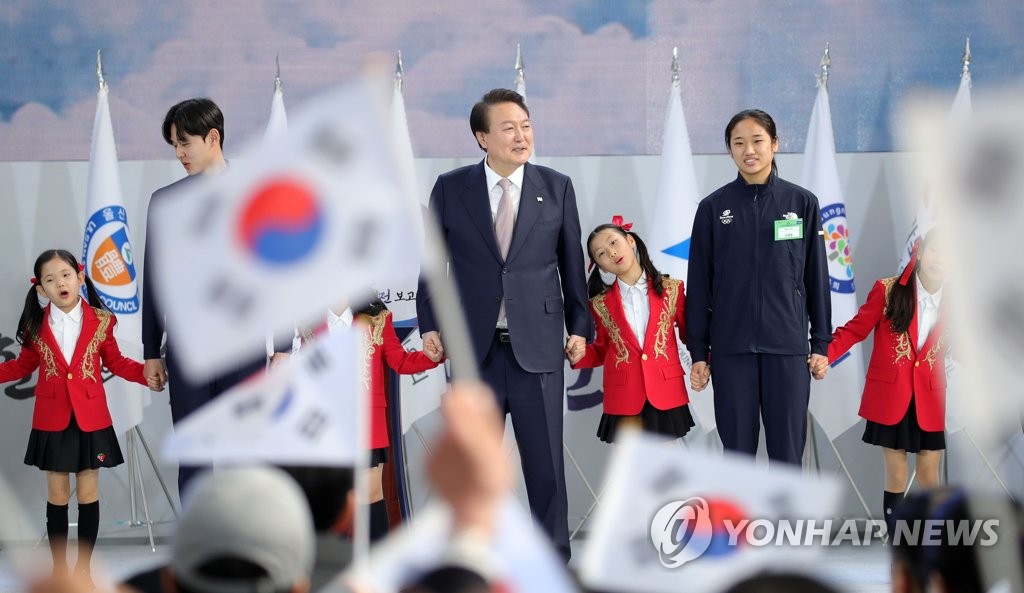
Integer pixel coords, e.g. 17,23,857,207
162,326,363,466
801,54,864,441
579,431,841,593
151,77,421,381
647,49,715,432
82,66,150,434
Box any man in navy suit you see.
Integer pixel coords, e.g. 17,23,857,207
417,89,591,559
141,98,268,497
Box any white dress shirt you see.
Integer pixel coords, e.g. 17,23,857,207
326,307,354,334
48,299,84,365
617,275,650,349
915,277,943,350
484,161,523,226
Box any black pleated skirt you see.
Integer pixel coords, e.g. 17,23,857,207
369,447,389,468
24,414,124,472
597,401,694,444
862,396,945,453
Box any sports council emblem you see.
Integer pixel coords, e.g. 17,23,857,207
719,210,734,225
83,206,139,314
820,203,855,294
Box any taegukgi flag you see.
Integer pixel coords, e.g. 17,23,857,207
163,326,364,466
150,77,422,381
82,83,150,433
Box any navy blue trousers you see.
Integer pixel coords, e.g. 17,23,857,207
712,353,810,465
480,337,569,558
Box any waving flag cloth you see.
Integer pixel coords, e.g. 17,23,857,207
801,72,864,441
163,327,363,466
900,50,971,269
150,77,422,381
900,43,972,435
580,432,841,593
647,52,715,432
82,80,149,434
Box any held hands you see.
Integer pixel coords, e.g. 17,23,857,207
422,331,445,363
143,358,166,392
565,335,586,365
808,354,829,380
690,361,711,392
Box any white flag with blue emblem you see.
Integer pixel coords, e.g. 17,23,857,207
162,327,363,466
82,84,149,433
151,78,421,381
801,82,864,441
648,79,715,432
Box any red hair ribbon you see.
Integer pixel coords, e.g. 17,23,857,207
611,214,633,232
29,277,37,285
588,215,635,272
78,263,85,272
899,238,921,286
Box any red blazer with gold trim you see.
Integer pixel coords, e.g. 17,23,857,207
827,277,947,432
302,310,440,449
572,276,688,415
0,304,147,432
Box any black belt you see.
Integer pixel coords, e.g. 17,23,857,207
494,329,512,343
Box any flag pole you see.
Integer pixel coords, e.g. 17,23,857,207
804,42,875,521
514,43,524,91
96,54,179,551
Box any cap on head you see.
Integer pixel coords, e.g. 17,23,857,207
171,467,315,593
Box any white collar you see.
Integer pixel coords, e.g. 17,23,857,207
49,298,84,325
327,307,353,327
617,274,648,295
483,160,525,191
916,277,943,309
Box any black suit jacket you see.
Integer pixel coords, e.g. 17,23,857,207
417,161,591,373
141,175,199,360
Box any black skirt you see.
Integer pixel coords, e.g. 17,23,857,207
24,414,124,473
862,396,945,453
597,401,694,444
369,447,389,468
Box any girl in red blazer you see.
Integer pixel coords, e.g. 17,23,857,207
569,218,693,443
0,250,159,580
297,296,441,541
824,231,947,534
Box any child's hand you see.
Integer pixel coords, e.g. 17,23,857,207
564,335,586,365
808,354,829,380
690,361,710,391
147,375,165,392
422,331,444,363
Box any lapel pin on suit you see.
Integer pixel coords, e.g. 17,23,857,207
536,196,543,202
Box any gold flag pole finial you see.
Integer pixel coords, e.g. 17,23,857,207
671,46,680,85
96,49,107,92
816,42,831,88
514,43,525,90
395,50,404,93
274,53,282,93
962,37,972,78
